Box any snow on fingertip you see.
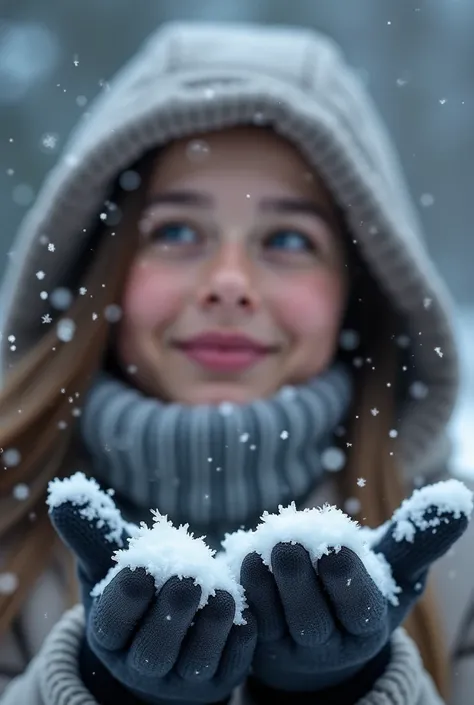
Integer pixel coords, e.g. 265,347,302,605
91,510,247,625
391,479,473,543
222,502,400,606
46,472,131,545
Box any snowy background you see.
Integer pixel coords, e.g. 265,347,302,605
0,0,472,477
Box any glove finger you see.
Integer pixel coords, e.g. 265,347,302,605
128,576,201,678
89,567,155,651
176,590,235,681
374,508,469,585
49,498,129,586
215,609,257,684
271,542,336,646
318,547,387,636
240,552,286,641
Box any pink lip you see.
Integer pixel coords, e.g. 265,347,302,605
174,332,277,372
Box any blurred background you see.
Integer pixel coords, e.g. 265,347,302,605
0,0,472,473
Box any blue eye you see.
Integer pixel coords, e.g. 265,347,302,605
152,222,198,245
266,230,314,252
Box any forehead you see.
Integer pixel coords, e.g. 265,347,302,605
148,126,332,203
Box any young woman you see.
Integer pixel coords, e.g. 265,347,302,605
0,21,473,705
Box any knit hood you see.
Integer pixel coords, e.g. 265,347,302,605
0,21,458,475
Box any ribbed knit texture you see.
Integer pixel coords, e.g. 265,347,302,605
0,22,459,479
37,605,440,705
80,364,352,541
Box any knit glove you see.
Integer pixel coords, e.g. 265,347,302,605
240,496,470,698
49,496,256,705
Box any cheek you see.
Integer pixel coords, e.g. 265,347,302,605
270,273,346,341
120,259,185,332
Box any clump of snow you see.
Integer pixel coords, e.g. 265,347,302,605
222,502,400,606
92,510,247,625
46,472,131,545
389,479,473,543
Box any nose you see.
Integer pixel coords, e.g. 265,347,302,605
198,246,258,313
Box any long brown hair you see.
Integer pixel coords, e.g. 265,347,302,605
0,159,448,697
337,266,448,696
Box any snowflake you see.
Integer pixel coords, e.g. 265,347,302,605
371,408,379,416
434,347,443,358
92,313,98,320
36,271,45,280
79,287,87,295
41,134,58,151
357,477,366,488
280,430,289,440
42,314,52,324
48,243,55,252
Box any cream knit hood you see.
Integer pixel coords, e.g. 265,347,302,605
0,21,459,475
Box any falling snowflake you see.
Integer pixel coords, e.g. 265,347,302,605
434,347,443,358
389,429,398,438
56,319,76,342
40,291,48,300
48,243,55,252
423,297,432,309
2,448,21,467
36,271,45,280
321,447,346,472
42,314,52,324
92,313,98,321
420,194,435,208
239,433,249,443
79,287,87,295
40,133,59,151
439,98,447,105
371,408,379,416
104,304,123,323
280,430,289,440
339,329,360,351
7,335,15,343
0,573,19,595
357,477,366,488
218,401,234,416
13,484,30,500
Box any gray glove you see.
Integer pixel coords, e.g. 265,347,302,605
241,502,468,696
49,490,256,705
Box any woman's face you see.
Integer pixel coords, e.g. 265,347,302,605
115,127,348,405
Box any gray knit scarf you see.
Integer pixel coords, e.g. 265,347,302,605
80,364,352,543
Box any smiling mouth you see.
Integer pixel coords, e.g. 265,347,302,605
174,342,277,372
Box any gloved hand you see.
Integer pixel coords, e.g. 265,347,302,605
49,491,256,705
240,498,469,698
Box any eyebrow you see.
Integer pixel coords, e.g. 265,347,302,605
145,190,333,225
